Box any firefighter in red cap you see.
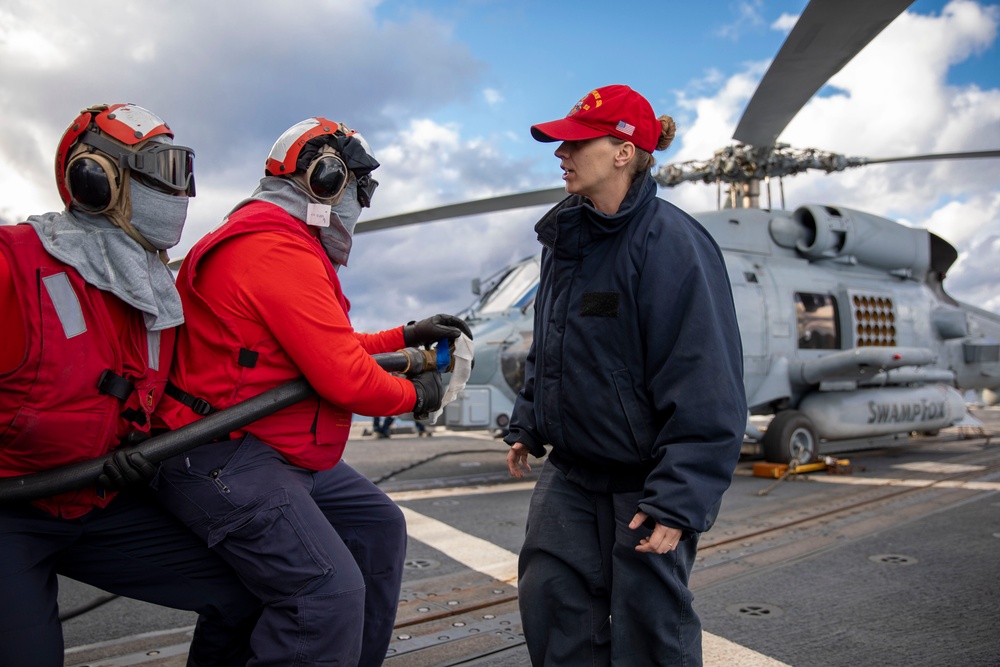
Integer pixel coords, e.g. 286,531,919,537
152,117,471,666
0,104,258,666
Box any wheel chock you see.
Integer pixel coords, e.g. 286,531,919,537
753,458,850,479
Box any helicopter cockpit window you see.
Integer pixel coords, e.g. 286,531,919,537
513,283,538,311
795,292,840,350
475,260,540,317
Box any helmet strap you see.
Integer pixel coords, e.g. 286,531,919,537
104,175,163,256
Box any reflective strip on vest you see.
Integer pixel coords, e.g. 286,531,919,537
147,330,161,371
42,272,86,338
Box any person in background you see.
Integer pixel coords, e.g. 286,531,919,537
152,116,471,666
505,85,746,666
0,103,258,667
373,415,395,438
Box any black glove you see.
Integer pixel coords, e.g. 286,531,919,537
98,448,157,491
410,370,444,419
403,314,473,347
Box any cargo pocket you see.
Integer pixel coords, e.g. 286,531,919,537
207,488,335,601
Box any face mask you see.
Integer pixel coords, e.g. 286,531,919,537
129,178,188,250
318,213,352,269
312,181,364,270
332,180,362,236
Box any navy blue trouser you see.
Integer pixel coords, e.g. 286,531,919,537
0,488,259,667
518,462,703,667
153,435,407,667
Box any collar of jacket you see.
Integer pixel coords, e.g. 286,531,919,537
534,173,656,250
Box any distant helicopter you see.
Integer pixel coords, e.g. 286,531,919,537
355,0,1000,464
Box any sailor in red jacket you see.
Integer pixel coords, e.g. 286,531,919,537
152,117,471,667
0,104,257,667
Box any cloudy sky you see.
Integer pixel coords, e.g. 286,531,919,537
1,0,997,332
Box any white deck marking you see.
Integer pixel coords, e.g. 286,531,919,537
388,480,535,502
398,506,520,583
400,504,792,666
808,475,1000,491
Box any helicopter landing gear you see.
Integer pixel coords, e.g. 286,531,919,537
762,410,818,464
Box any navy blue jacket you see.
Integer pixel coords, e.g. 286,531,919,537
505,174,746,534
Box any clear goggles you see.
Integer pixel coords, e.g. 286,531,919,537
77,129,196,196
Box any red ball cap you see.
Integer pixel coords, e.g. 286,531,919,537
531,85,659,153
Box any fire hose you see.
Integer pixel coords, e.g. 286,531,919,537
0,345,449,504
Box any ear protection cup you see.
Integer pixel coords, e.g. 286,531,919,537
306,152,348,201
65,150,121,213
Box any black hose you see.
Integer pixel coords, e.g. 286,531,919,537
14,347,438,626
0,350,426,504
0,378,314,504
369,449,500,485
58,593,120,622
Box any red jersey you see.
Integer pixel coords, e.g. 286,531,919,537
158,201,415,470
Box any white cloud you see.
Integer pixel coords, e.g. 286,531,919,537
484,88,504,105
2,0,997,333
715,1,766,40
338,116,554,330
771,13,799,32
0,0,484,230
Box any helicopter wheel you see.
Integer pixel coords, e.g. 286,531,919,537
762,410,818,464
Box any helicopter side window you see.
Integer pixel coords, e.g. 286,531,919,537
795,292,840,350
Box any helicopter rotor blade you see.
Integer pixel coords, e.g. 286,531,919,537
358,0,924,233
171,0,984,244
860,149,1000,165
732,0,915,148
354,186,566,234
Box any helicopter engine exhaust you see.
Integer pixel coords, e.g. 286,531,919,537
787,205,932,277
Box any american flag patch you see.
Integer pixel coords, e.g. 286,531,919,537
616,120,635,136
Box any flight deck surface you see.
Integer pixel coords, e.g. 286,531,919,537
63,408,1000,666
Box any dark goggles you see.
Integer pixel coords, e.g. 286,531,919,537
357,173,378,208
77,129,196,196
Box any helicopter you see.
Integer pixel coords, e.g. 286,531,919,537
354,0,1000,464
